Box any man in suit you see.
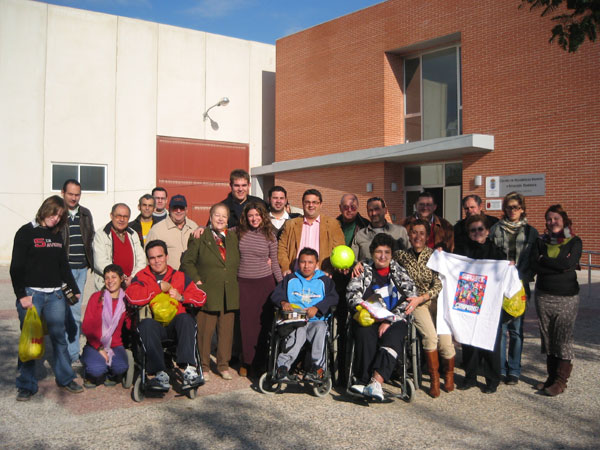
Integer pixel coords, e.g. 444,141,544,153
278,189,345,276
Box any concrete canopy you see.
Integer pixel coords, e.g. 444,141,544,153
251,134,493,176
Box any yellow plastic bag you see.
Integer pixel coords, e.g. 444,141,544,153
18,306,45,362
353,305,375,327
150,292,179,326
503,283,527,318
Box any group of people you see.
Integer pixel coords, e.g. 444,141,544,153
10,169,582,404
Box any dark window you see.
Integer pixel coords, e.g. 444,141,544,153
52,164,106,192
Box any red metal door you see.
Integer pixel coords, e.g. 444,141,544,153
156,136,249,225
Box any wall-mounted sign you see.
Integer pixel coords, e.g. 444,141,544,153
486,199,502,211
486,176,500,198
486,174,545,197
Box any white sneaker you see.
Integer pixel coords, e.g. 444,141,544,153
148,370,170,391
183,365,202,388
363,379,384,401
350,384,366,395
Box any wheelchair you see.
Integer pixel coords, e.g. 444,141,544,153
122,304,204,402
258,307,336,397
344,311,421,403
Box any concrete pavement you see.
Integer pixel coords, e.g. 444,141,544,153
0,266,598,449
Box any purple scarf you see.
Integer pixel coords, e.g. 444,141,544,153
101,289,126,365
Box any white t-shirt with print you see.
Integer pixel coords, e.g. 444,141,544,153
427,251,521,351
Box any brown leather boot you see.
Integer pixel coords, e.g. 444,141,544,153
544,359,572,396
425,350,440,398
535,355,557,390
440,356,455,392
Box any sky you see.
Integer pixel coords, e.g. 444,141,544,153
38,0,385,44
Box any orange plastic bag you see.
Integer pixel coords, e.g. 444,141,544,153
18,306,45,362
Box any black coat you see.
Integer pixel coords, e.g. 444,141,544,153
454,238,506,261
531,236,582,296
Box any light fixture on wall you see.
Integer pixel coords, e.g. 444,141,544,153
203,97,230,130
366,182,373,193
474,175,483,187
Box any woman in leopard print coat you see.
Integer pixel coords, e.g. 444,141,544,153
394,219,455,398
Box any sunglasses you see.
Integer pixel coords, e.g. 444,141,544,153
506,205,522,211
469,226,486,233
171,206,186,212
341,205,357,211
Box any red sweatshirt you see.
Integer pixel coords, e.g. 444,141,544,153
82,290,128,350
125,265,207,315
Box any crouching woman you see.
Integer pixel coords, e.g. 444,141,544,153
81,264,129,388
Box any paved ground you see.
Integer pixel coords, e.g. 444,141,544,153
0,266,598,449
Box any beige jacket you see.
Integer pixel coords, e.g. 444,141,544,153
146,215,198,270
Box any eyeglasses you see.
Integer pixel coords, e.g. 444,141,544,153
417,203,434,208
341,205,357,211
506,205,522,211
469,226,486,233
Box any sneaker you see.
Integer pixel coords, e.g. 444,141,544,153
505,375,519,385
363,379,384,401
304,367,325,383
458,379,477,391
483,384,498,394
183,365,203,389
62,380,84,394
147,371,170,391
275,366,296,382
103,379,117,387
350,384,366,395
16,389,33,402
83,379,97,389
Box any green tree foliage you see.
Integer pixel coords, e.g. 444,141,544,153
521,0,600,52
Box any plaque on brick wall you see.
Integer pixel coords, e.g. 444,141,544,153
486,174,545,197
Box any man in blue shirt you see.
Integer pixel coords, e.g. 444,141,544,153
271,247,338,382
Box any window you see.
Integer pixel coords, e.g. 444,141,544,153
404,46,462,142
52,163,107,192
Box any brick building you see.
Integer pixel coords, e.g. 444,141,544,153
252,0,599,254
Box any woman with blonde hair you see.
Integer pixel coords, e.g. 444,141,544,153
490,192,538,385
10,195,83,401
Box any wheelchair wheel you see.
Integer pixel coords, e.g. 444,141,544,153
312,377,332,398
132,376,144,402
122,350,135,389
258,372,282,395
404,378,416,403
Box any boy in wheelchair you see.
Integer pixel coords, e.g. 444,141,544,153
271,247,338,382
126,240,206,391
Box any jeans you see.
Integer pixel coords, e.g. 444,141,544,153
16,289,76,392
501,312,524,377
67,268,87,362
81,345,128,378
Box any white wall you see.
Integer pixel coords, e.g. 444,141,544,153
0,0,275,263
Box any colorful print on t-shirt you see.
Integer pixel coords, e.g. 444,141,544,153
453,272,488,314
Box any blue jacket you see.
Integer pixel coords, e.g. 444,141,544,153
271,269,338,321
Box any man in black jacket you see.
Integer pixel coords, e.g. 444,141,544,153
219,169,267,228
336,193,370,247
60,179,95,363
454,195,499,248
